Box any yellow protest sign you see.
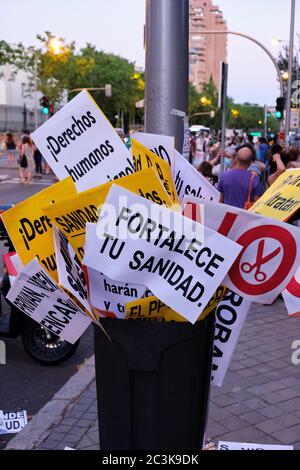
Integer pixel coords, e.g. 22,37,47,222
1,178,77,280
250,169,300,221
44,168,173,260
131,138,179,204
125,285,227,322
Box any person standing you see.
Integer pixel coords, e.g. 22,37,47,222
33,144,43,178
218,146,263,209
257,137,269,164
5,132,16,162
19,135,34,184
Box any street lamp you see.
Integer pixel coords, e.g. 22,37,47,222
282,71,290,80
48,38,64,55
33,37,65,128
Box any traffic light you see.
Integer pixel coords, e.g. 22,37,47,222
275,97,285,120
104,84,112,97
40,96,50,115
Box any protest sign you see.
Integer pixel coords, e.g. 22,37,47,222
174,150,220,203
218,441,293,451
83,185,241,324
250,169,300,221
1,178,76,280
282,266,300,317
45,168,173,260
131,138,179,204
10,253,23,275
211,291,252,387
53,225,94,318
131,132,175,172
183,196,300,304
31,90,135,192
0,411,27,435
7,259,91,344
125,285,227,322
87,268,145,319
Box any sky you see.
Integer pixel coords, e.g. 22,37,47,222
1,0,299,106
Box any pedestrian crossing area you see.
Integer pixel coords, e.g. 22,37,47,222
0,177,55,186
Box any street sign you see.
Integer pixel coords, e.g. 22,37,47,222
291,108,300,129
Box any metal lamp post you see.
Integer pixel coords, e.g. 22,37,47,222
144,0,189,152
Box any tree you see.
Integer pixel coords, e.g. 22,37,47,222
1,33,144,127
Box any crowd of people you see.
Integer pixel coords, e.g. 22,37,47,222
3,131,45,184
3,129,300,211
191,130,300,216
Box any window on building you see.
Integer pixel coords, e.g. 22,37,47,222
193,7,204,18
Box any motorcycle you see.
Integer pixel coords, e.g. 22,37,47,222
0,205,80,365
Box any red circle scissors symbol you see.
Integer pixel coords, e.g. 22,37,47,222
241,240,281,283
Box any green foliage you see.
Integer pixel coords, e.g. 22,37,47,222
1,32,144,126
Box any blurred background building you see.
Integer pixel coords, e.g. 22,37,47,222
189,0,228,91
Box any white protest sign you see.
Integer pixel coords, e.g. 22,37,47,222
87,268,145,319
174,150,220,203
183,197,300,304
0,411,27,434
10,253,23,275
82,185,241,324
282,265,300,317
31,90,134,192
53,226,93,316
7,259,91,344
218,441,293,451
131,132,175,173
212,291,252,387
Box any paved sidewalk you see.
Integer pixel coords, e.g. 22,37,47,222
8,300,300,450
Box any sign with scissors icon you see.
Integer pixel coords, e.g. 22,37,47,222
241,240,281,283
181,198,300,304
227,225,298,302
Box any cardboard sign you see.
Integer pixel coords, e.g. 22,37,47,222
131,138,179,204
125,285,227,322
0,411,27,435
87,268,145,319
53,226,93,317
282,265,300,317
31,90,135,192
82,185,241,324
7,259,91,344
183,197,300,304
218,441,293,451
131,132,175,173
1,178,76,280
45,168,173,261
174,150,220,203
250,169,300,221
212,291,252,387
